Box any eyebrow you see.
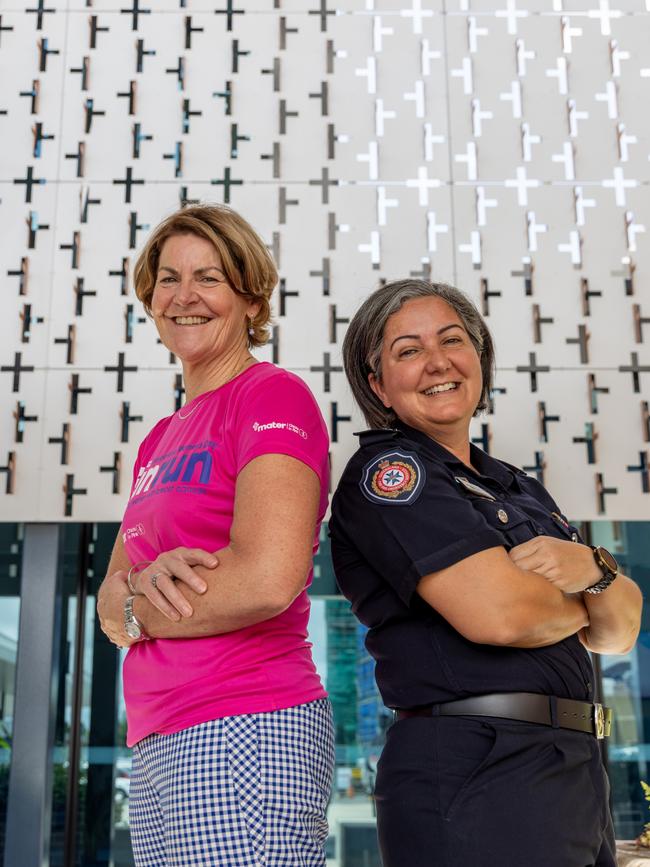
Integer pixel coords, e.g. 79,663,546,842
389,323,465,350
159,265,226,277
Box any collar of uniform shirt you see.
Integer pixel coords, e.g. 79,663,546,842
393,420,520,492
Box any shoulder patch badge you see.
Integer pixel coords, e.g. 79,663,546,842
359,450,425,505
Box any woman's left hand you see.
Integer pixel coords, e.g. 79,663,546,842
97,570,138,649
509,536,602,593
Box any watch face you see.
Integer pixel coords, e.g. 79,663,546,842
125,622,142,640
597,547,618,574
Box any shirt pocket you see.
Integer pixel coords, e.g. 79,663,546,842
470,499,538,549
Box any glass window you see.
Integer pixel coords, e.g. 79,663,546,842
592,521,650,842
0,524,23,860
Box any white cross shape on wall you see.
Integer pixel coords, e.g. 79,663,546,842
404,80,425,117
574,187,596,226
357,141,379,180
617,124,637,162
468,17,488,53
427,211,449,252
377,186,399,226
552,142,575,180
609,40,629,77
358,231,381,265
455,142,478,180
424,124,445,161
476,187,497,226
558,230,582,266
421,39,441,76
500,80,522,118
625,211,646,252
526,212,547,252
356,57,377,94
373,17,394,52
406,166,440,206
602,167,636,206
451,57,473,95
472,99,493,137
588,0,622,37
521,123,541,162
375,99,396,136
401,0,434,34
561,17,582,53
595,81,618,118
495,0,528,35
567,99,589,138
458,231,482,268
506,166,539,206
546,57,568,95
516,39,535,77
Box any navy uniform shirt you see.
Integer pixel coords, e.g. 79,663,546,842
329,422,594,711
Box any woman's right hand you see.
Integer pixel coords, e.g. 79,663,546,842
131,548,219,621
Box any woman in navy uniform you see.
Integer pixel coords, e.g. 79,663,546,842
329,279,642,867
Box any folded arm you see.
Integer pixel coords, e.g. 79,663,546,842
416,545,590,648
97,453,320,645
509,536,642,655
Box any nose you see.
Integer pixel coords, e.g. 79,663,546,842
424,346,452,373
175,277,199,306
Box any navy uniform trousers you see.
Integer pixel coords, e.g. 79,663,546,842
374,715,616,867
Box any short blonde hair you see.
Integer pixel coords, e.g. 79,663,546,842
133,204,278,347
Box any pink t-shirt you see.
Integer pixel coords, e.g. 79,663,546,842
120,362,329,746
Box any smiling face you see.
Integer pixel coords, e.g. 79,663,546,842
369,296,484,438
151,233,260,366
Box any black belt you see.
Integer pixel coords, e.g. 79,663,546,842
395,692,612,739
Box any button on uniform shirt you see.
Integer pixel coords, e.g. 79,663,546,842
329,423,594,711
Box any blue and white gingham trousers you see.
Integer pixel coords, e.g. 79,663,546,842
129,699,335,867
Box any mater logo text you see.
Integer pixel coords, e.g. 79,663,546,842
252,421,308,439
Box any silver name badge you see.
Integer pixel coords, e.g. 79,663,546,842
454,476,497,501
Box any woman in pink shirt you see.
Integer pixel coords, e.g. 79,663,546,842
97,204,334,867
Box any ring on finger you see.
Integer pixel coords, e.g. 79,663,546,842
150,571,165,589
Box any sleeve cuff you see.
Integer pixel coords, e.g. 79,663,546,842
397,529,504,605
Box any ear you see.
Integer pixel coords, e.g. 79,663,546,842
368,372,391,409
246,299,262,322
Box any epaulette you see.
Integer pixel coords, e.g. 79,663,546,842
355,428,401,447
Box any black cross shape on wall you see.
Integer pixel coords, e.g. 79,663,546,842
64,474,87,517
537,401,560,442
215,1,244,30
121,0,151,30
100,452,122,494
14,402,38,443
310,352,342,393
309,0,335,31
1,353,35,392
619,352,650,393
69,374,92,414
522,451,545,484
113,166,144,202
26,0,55,30
121,401,143,442
105,352,137,392
627,452,649,493
211,167,242,203
516,353,550,392
13,166,45,203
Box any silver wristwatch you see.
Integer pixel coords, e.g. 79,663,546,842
124,595,148,641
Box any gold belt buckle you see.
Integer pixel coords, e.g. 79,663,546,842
594,703,605,739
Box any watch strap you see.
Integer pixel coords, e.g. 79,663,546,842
124,595,149,640
584,547,618,595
